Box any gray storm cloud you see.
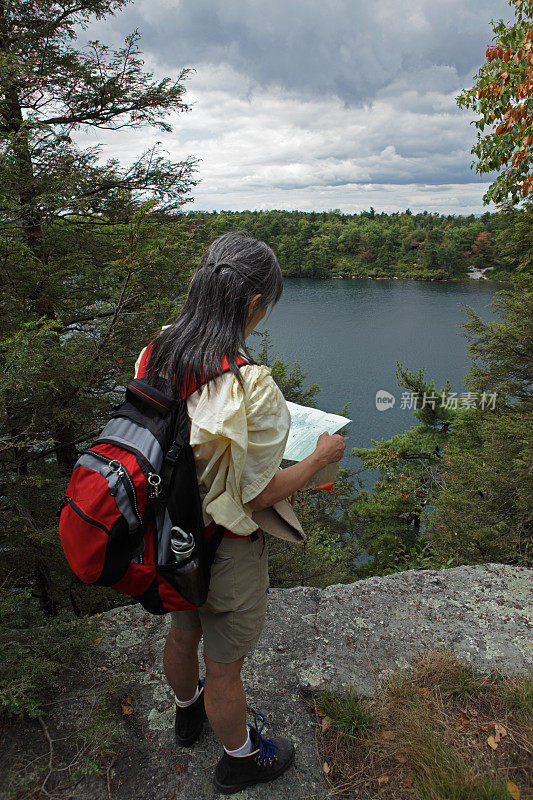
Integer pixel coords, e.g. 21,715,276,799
78,0,513,212
93,0,511,104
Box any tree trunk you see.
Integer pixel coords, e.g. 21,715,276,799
52,422,80,472
0,1,49,299
35,557,58,617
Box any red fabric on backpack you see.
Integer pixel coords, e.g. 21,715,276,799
59,441,151,583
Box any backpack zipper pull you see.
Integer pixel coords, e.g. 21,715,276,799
108,460,124,496
148,473,162,498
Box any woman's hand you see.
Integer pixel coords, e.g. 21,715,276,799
314,432,346,466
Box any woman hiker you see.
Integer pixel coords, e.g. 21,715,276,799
134,230,345,795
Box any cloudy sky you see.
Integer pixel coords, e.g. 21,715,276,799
79,0,514,214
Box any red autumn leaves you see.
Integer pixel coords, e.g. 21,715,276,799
477,14,533,198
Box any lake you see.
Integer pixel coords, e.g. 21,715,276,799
254,278,501,487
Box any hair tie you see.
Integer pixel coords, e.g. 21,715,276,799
206,260,254,288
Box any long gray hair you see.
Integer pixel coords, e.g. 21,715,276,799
145,230,283,396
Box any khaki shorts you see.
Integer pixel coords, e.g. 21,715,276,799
170,531,269,663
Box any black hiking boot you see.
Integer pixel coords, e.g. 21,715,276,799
213,713,295,795
174,678,206,747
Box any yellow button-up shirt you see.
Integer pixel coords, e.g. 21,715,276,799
134,347,291,536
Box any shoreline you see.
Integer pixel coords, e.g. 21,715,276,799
283,274,511,284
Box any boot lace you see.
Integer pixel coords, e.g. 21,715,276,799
253,713,279,765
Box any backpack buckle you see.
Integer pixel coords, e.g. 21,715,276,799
164,436,184,464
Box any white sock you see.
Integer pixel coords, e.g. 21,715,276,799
175,684,201,708
224,729,253,757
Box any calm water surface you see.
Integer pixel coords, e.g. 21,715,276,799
255,278,500,484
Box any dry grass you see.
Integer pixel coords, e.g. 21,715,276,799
310,648,532,800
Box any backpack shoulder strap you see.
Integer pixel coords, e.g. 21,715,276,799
135,341,249,396
181,354,249,399
135,342,153,379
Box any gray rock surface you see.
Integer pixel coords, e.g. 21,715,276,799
65,564,533,800
298,563,533,695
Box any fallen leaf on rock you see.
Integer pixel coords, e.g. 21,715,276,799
487,735,498,750
507,780,520,799
121,695,133,715
321,716,332,732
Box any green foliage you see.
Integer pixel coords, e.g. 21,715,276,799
426,281,533,566
0,2,201,621
268,519,355,589
349,366,460,577
0,588,99,718
0,665,134,798
410,737,510,800
431,661,486,702
72,668,135,779
502,674,533,719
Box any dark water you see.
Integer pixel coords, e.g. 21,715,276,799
254,278,500,486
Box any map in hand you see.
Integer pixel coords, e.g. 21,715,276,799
283,402,351,462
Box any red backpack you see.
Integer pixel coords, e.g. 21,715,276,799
58,348,249,614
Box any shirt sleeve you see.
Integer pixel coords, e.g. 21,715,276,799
239,366,291,505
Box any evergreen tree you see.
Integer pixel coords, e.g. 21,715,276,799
426,283,533,566
349,365,459,576
0,0,198,468
0,0,199,617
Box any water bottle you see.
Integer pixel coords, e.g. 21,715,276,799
170,526,195,562
161,525,204,607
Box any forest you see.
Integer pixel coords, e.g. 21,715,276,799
181,204,533,281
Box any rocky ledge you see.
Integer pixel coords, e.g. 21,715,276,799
26,563,533,800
